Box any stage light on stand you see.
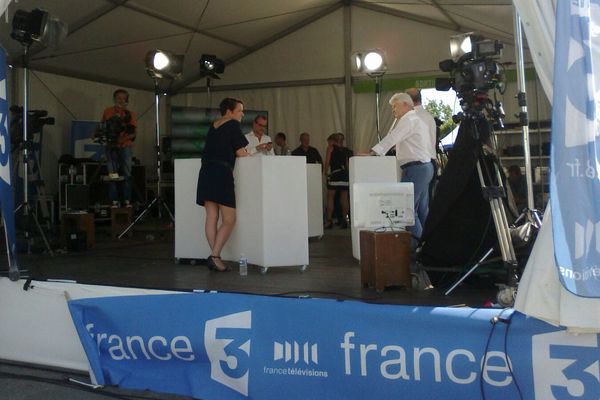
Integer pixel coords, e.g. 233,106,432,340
120,49,184,238
11,8,67,48
352,49,386,77
199,54,225,108
352,49,387,140
199,54,225,79
450,33,474,61
9,8,67,262
145,49,183,79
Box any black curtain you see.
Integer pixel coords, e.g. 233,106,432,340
418,115,500,268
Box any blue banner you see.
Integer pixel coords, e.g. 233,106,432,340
551,0,600,296
68,292,600,400
71,120,103,161
0,47,17,268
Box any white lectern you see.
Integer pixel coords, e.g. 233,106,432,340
307,164,324,238
175,157,309,272
349,156,399,259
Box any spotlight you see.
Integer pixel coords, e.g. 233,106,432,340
450,33,475,61
351,49,387,140
145,49,184,79
199,54,225,79
11,8,67,48
351,49,386,77
449,32,502,61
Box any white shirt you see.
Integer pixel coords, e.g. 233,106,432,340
245,131,274,156
371,110,431,166
414,105,437,159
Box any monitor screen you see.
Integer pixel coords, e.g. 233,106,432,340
352,182,414,229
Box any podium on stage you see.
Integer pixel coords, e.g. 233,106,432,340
175,156,309,272
349,156,399,259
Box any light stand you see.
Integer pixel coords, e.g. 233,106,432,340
118,81,173,238
374,74,383,141
14,44,53,255
513,9,543,228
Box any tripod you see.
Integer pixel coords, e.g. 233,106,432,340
444,106,519,306
118,81,173,238
13,45,53,256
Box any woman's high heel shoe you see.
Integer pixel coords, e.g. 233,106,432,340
324,220,334,229
207,255,229,272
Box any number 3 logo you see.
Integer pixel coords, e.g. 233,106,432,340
204,311,252,396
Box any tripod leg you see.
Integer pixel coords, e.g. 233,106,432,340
118,197,158,239
160,198,174,222
445,248,494,296
28,204,54,256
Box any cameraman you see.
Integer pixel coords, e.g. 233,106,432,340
101,89,137,207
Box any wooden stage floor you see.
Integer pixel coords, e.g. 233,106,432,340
8,226,498,308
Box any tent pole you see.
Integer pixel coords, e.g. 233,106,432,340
343,3,353,145
513,9,535,211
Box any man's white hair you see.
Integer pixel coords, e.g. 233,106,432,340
388,92,414,107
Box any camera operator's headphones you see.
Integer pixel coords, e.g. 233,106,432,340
113,89,129,105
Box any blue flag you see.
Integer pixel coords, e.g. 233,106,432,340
0,47,17,270
551,0,600,297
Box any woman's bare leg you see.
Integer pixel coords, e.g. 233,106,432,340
211,204,236,270
204,201,219,250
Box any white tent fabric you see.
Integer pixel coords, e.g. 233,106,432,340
512,0,600,332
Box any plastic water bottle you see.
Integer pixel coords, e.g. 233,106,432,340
239,255,248,276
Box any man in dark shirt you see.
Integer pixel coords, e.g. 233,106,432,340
291,132,322,164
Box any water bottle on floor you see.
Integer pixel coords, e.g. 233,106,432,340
239,254,248,276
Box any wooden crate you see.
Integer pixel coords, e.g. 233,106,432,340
360,230,412,292
111,207,133,238
61,212,95,250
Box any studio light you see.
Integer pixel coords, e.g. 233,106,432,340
351,49,387,141
450,33,475,61
11,8,67,48
351,49,386,77
199,54,225,79
449,33,502,62
145,49,184,79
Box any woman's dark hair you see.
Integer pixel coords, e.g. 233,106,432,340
219,97,243,116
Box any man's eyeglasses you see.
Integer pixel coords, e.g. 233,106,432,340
254,122,267,128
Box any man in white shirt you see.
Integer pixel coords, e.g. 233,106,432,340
245,115,274,156
406,87,439,204
406,88,437,161
371,92,434,243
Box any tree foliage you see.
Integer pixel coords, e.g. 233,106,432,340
424,99,457,138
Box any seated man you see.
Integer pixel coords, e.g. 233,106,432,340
291,132,323,164
273,132,290,155
245,115,273,156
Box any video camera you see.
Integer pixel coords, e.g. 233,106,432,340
94,110,134,146
435,34,505,105
9,106,55,149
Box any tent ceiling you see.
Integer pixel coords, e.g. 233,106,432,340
0,0,514,92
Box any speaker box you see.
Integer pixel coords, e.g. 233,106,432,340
66,184,90,211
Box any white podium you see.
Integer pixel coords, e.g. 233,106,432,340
349,156,399,259
175,157,309,272
307,164,324,238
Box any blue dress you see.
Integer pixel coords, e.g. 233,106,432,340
196,120,248,208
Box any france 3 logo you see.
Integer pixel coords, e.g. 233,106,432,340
0,71,10,186
204,311,252,396
532,330,600,399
